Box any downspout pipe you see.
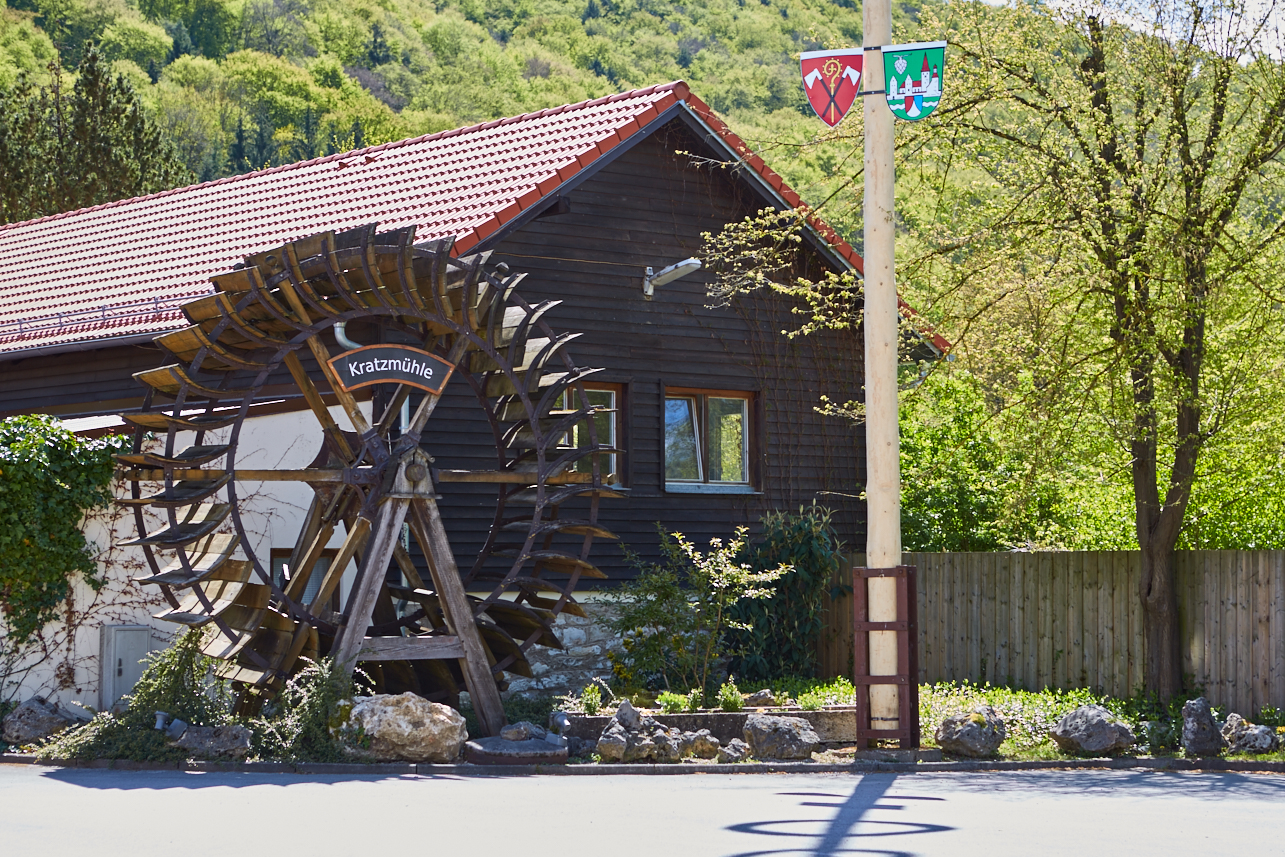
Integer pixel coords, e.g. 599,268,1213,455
333,321,362,352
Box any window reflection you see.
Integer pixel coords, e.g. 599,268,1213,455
664,396,701,481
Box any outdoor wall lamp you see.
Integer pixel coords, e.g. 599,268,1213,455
643,257,702,298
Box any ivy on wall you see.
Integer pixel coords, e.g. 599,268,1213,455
0,415,126,643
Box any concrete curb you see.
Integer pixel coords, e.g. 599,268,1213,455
5,751,1285,776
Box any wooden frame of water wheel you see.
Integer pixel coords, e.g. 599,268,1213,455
114,223,621,736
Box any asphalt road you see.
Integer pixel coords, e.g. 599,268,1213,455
2,763,1281,856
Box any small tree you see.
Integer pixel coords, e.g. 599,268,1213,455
608,525,789,694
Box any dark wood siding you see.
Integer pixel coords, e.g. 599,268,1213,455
465,120,866,578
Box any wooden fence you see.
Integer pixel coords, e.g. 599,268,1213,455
816,551,1285,716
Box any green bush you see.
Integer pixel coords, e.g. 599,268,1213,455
607,524,787,694
718,679,742,712
579,683,602,716
656,690,687,714
39,629,231,762
726,504,842,683
0,415,127,644
250,657,366,762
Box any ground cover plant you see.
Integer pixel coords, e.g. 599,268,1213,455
35,631,367,763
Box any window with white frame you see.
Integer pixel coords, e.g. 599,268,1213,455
664,389,752,489
556,384,622,484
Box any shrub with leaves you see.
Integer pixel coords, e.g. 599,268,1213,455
726,504,842,682
0,414,127,644
39,629,231,762
250,657,366,762
607,525,788,694
718,679,743,712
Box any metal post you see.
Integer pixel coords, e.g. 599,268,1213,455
863,0,902,737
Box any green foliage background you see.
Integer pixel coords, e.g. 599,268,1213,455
0,0,912,191
0,415,126,644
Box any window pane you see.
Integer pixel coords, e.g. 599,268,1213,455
708,397,748,482
273,554,331,606
572,389,616,478
664,397,701,481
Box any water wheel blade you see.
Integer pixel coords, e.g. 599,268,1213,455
135,534,241,586
117,444,230,469
117,503,231,547
122,411,240,431
115,473,232,508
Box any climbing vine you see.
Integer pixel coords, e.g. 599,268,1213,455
0,415,127,644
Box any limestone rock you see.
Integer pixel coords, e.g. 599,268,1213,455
1050,704,1135,755
567,736,597,758
170,724,252,759
1181,697,1226,756
1222,713,1279,755
651,727,683,763
2,698,73,746
464,737,568,765
745,689,776,707
935,706,1006,758
500,721,546,742
743,713,819,760
346,693,467,763
614,699,641,731
680,729,721,759
596,719,629,762
717,737,752,763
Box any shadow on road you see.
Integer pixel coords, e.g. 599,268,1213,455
36,768,459,790
723,773,952,856
912,768,1285,799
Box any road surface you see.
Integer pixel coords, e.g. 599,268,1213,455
1,763,1280,856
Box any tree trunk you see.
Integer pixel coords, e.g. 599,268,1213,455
1139,539,1183,699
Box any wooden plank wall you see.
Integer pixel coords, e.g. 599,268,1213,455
818,551,1285,716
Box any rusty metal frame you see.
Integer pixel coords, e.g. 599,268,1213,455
852,564,920,749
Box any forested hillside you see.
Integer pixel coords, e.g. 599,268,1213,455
0,0,902,187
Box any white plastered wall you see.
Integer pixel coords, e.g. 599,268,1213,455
2,401,369,713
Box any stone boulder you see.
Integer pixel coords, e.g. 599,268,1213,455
743,713,819,760
346,693,467,762
1050,704,1135,755
170,724,252,759
935,706,1006,758
1181,697,1226,756
744,689,776,707
680,729,721,759
500,721,546,742
593,701,707,763
2,698,73,746
717,738,752,763
1222,713,1279,755
596,718,630,762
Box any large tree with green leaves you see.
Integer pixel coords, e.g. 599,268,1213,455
0,42,190,224
894,0,1285,698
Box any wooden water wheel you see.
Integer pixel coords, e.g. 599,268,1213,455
115,223,622,735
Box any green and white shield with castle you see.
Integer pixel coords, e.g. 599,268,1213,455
882,41,945,121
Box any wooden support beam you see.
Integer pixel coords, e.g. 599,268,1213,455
409,497,507,737
357,636,465,661
331,499,410,671
124,468,348,482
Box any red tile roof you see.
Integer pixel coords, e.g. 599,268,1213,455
0,80,949,356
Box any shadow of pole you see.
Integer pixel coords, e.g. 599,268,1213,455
724,774,952,856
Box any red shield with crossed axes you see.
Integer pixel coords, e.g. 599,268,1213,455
800,49,863,127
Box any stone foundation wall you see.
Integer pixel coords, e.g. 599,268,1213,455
506,601,620,697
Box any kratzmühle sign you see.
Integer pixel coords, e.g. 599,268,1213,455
327,344,455,395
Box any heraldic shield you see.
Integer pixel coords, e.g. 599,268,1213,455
801,48,863,127
882,41,946,121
